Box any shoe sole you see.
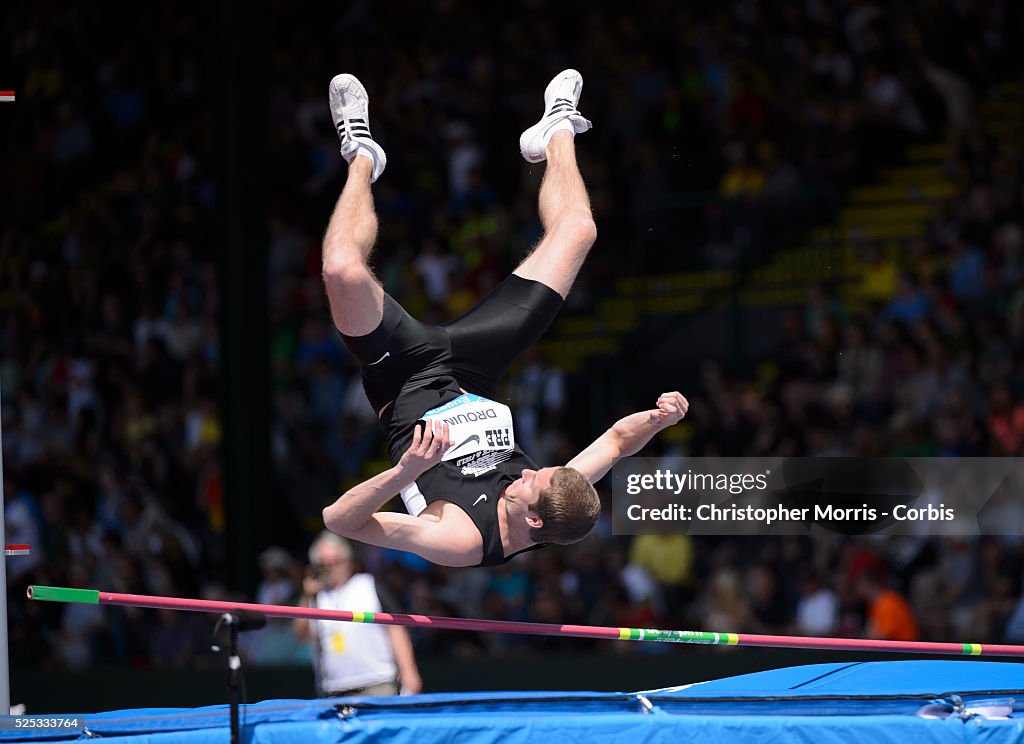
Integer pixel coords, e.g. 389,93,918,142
329,73,370,123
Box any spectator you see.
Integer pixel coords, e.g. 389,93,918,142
987,381,1024,455
794,571,839,636
1006,592,1024,643
946,231,986,303
747,564,791,633
244,547,309,666
884,273,930,325
628,534,694,618
506,346,566,458
858,569,920,642
294,533,421,696
700,569,754,632
257,546,301,606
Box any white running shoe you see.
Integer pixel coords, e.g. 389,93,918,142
328,73,387,183
519,69,592,163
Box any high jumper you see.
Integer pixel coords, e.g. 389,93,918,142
320,69,688,567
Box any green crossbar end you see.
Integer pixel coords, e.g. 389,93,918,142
27,585,100,604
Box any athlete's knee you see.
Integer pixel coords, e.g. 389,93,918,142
322,254,371,287
555,211,597,248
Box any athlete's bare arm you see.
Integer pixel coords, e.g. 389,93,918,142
322,422,480,566
324,421,451,529
327,509,481,566
566,392,689,483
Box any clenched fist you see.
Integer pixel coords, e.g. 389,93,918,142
648,391,689,427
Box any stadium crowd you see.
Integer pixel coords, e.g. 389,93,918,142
4,0,1024,673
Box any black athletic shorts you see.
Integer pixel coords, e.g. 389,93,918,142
340,274,563,421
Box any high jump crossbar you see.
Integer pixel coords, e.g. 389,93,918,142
27,585,1024,658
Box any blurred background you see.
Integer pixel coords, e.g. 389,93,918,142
2,0,1024,712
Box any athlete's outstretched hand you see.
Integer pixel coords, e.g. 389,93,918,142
649,391,689,426
398,420,451,476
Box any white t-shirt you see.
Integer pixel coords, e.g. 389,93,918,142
314,574,396,693
796,589,839,635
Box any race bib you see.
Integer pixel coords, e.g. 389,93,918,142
421,393,515,476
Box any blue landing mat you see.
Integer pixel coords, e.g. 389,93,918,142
5,661,1024,743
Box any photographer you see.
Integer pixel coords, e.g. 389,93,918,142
294,532,421,696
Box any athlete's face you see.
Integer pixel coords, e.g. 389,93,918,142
505,467,556,525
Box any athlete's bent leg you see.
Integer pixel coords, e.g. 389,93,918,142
444,71,595,392
515,70,596,299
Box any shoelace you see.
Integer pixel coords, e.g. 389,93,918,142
336,117,371,141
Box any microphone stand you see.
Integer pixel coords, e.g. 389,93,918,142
226,617,241,744
211,611,267,744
